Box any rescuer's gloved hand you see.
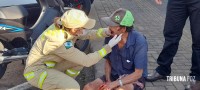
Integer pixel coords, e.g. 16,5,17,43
108,34,122,48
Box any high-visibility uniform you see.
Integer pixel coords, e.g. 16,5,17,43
24,24,111,90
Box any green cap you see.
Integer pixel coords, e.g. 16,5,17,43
101,8,134,27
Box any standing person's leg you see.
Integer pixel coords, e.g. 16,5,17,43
147,0,189,81
186,0,200,89
156,0,189,76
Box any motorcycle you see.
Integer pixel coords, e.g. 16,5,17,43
0,0,93,79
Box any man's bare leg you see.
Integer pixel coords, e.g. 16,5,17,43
83,78,104,90
115,84,134,90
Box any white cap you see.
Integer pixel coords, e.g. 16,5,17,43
60,9,96,29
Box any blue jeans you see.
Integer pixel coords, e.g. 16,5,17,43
156,0,200,81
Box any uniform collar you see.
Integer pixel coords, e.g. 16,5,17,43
65,31,75,40
126,30,136,48
53,24,75,40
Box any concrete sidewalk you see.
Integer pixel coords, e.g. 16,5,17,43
90,0,192,90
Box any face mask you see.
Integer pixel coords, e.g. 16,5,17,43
77,29,88,37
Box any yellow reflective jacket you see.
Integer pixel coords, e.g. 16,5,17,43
24,24,111,73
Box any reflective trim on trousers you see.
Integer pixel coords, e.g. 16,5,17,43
38,71,48,89
24,71,35,81
65,69,80,77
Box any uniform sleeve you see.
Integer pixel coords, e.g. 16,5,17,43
77,28,109,40
53,44,112,67
104,37,112,60
133,39,148,69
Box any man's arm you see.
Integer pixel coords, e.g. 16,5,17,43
106,69,143,88
105,60,111,82
99,69,143,90
112,36,148,87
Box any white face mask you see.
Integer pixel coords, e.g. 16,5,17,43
77,29,88,37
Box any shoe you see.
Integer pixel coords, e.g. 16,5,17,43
146,70,167,82
185,80,200,90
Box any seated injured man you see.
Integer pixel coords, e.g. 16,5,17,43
83,8,148,90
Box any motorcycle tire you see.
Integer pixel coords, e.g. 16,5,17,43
80,0,91,15
63,0,91,15
75,39,89,52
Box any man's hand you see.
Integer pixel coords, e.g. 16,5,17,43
155,0,162,5
98,83,110,90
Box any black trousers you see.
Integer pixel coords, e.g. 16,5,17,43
156,0,200,81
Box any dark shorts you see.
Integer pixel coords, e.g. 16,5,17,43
100,75,145,90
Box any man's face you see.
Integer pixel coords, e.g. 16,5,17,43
109,26,124,37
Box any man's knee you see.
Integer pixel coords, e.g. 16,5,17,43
83,78,104,90
116,84,134,90
83,81,101,90
83,83,92,90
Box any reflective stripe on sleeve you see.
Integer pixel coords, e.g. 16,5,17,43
38,71,48,89
98,48,107,57
65,69,80,77
42,29,66,40
44,61,56,68
41,35,46,41
97,28,103,38
24,71,35,81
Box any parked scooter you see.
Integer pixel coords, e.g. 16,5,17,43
0,0,93,79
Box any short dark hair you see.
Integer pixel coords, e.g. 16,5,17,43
120,25,133,32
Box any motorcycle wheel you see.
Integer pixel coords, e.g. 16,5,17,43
75,39,89,52
63,0,91,15
80,0,91,15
